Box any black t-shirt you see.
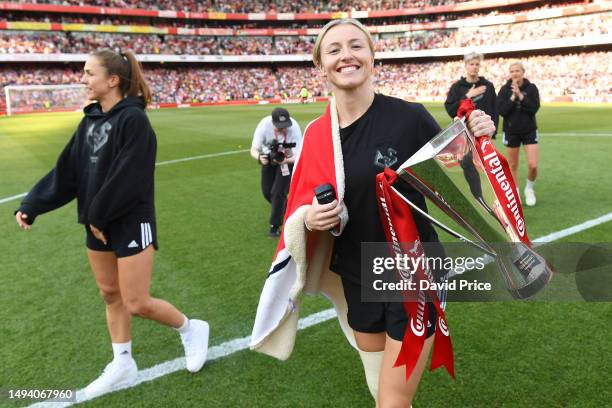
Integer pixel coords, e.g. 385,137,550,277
329,93,442,284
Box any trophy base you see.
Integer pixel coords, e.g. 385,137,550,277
507,266,554,299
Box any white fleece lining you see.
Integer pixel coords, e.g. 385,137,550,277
330,97,346,203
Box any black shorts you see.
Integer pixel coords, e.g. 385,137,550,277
503,130,539,148
86,221,158,258
341,276,436,342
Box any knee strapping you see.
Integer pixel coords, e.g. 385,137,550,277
358,349,384,402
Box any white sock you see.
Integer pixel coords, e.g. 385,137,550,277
177,315,190,334
526,179,535,191
112,341,132,363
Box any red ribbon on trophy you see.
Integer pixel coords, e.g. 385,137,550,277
457,99,531,246
376,168,455,381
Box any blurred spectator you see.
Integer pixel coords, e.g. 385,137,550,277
15,0,472,14
2,14,608,55
2,52,610,111
375,52,612,103
1,1,587,29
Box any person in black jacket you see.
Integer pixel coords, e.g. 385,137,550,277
15,49,209,398
303,19,496,407
497,61,541,206
445,51,499,138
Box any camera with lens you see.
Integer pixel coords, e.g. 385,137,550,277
261,140,297,164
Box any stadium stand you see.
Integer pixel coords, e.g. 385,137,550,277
0,0,610,114
7,0,473,14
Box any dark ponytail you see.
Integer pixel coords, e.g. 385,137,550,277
92,49,152,107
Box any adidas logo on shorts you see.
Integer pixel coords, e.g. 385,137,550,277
128,240,139,248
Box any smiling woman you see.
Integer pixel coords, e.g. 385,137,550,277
82,50,152,112
312,19,376,103
14,49,210,399
251,18,497,408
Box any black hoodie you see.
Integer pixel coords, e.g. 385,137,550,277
497,78,540,135
445,76,499,136
17,96,156,230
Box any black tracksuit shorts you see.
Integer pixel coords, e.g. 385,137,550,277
86,220,158,258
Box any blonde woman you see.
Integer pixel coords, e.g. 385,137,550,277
497,61,541,206
251,20,495,406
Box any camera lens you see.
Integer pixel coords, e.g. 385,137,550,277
274,151,286,162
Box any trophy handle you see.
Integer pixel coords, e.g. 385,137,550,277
390,186,495,258
398,168,497,247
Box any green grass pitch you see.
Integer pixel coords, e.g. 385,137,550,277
1,102,611,407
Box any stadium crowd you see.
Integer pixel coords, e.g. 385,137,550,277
435,12,609,47
0,1,591,30
1,1,586,31
1,13,608,55
2,51,610,114
0,32,276,55
374,52,611,103
15,0,471,13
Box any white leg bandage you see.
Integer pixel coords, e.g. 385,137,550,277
358,349,383,401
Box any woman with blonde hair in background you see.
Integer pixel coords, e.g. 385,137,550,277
497,61,541,206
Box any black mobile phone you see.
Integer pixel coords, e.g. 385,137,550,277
314,183,336,204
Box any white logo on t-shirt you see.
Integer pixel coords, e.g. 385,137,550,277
374,147,398,169
87,121,112,154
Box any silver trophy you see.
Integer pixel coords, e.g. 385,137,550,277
395,120,553,299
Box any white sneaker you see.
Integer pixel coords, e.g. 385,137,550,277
525,188,536,206
84,358,137,399
180,319,209,373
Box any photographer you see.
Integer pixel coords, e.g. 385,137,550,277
250,107,302,237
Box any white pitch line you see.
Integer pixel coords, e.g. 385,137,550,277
539,132,612,137
28,309,336,408
446,211,612,279
0,149,248,205
533,212,612,243
0,192,27,204
155,149,248,166
27,214,612,407
4,132,611,203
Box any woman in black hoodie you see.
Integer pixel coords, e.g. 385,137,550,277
15,50,209,398
445,51,499,139
497,61,541,206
